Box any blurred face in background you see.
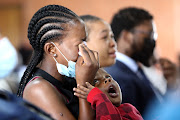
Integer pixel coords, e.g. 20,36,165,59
130,20,156,67
86,20,117,67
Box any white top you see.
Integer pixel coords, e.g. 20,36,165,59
116,52,138,73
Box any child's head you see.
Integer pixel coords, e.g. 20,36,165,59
80,15,117,67
93,68,122,107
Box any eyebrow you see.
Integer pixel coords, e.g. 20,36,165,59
101,29,108,34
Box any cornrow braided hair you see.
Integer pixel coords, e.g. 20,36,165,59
17,4,79,97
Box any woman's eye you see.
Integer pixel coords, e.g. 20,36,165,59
102,36,108,40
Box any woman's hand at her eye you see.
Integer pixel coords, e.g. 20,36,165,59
75,43,99,86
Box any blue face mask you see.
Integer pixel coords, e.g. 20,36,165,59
51,42,76,78
0,37,18,78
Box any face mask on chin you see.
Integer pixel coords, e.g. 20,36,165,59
51,42,76,78
131,37,156,67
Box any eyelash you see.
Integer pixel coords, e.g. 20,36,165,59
102,36,108,40
105,75,111,79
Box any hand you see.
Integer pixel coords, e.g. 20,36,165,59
158,58,178,89
73,82,95,99
75,43,99,86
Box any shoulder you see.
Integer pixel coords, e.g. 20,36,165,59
23,77,76,120
23,77,66,103
119,103,140,113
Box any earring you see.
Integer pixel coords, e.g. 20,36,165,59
53,54,57,57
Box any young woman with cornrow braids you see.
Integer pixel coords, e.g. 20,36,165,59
17,5,99,120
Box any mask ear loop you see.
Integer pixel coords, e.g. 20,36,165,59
51,42,69,62
52,57,58,63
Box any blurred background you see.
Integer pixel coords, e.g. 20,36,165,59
0,0,180,63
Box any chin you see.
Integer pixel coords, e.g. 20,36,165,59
105,60,116,67
112,101,121,107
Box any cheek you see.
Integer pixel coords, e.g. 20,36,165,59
97,43,109,57
65,46,79,61
135,37,144,50
71,48,79,61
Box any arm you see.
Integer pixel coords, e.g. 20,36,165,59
75,43,99,120
74,82,122,120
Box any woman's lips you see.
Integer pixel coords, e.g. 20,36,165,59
109,51,116,58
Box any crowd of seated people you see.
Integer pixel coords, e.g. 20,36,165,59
0,4,179,120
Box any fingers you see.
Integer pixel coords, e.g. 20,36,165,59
93,51,100,68
78,43,99,67
76,55,84,66
74,92,87,99
78,43,91,64
85,82,95,90
77,84,91,93
83,45,98,64
73,87,87,96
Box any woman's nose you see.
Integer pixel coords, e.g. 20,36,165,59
110,38,116,48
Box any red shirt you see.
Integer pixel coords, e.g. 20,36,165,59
87,87,144,120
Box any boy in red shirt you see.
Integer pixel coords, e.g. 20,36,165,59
73,68,143,120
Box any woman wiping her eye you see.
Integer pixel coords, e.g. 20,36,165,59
17,5,99,120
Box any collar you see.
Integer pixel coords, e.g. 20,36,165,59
116,52,138,73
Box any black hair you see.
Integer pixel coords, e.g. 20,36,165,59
80,15,102,41
17,5,79,97
111,7,153,42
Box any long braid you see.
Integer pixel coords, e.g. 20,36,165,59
17,5,78,97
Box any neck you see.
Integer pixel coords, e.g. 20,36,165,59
39,57,63,82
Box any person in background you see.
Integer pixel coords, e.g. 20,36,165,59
159,58,179,92
0,31,19,93
104,7,162,117
80,15,116,67
141,51,167,95
144,71,180,120
16,46,33,80
17,5,99,120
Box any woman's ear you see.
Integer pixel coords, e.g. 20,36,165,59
44,42,56,57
